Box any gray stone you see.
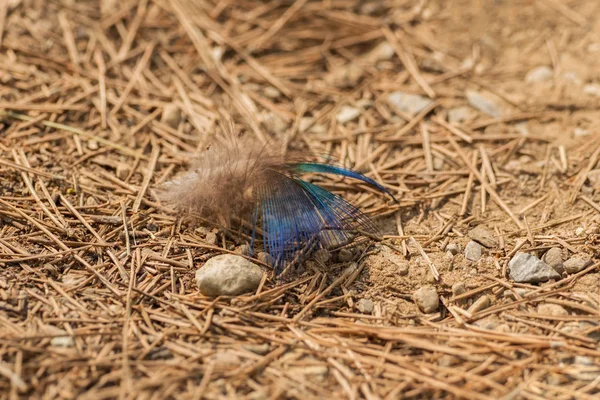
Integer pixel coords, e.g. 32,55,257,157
356,298,374,314
563,257,591,274
299,117,314,132
446,243,460,255
337,248,354,262
364,42,395,63
204,232,217,245
161,103,181,128
414,286,439,313
387,92,433,116
583,83,600,97
465,241,483,262
51,335,75,348
525,66,553,82
262,86,281,99
574,128,591,137
437,355,459,367
451,282,466,297
537,303,568,316
448,106,474,123
195,254,264,296
313,248,331,264
509,252,561,283
466,90,502,118
468,225,498,248
336,106,361,123
326,63,363,88
542,247,564,274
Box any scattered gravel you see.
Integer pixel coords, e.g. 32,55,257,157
525,66,553,82
414,286,439,313
465,241,483,261
563,256,591,274
542,247,564,274
336,106,361,123
387,92,433,116
161,103,181,128
451,282,466,297
357,298,374,314
468,225,498,248
509,252,561,283
446,243,460,255
195,254,264,296
466,90,502,117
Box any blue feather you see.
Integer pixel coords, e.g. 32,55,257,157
252,168,383,274
289,162,397,202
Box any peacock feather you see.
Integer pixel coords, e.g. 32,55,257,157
161,139,395,274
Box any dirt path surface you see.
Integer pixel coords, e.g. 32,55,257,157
1,1,600,398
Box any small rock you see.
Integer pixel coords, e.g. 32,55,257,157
465,241,483,262
326,63,363,88
337,248,354,262
51,335,75,348
446,243,460,255
299,117,314,132
257,252,274,266
389,256,409,276
563,257,591,274
161,103,181,128
467,295,491,313
525,66,553,82
364,42,395,63
244,343,271,355
586,224,599,234
466,90,502,118
474,316,499,330
437,355,459,367
195,254,264,296
414,286,439,313
211,46,223,63
116,164,130,180
45,325,75,348
569,356,599,381
583,84,600,97
262,112,289,134
509,252,561,283
448,106,475,123
357,298,374,314
387,92,433,116
433,157,444,170
262,86,281,99
537,303,568,316
87,140,99,150
575,227,585,236
204,232,217,245
573,356,594,366
574,128,591,137
336,106,361,123
468,225,498,248
542,247,564,274
313,248,330,264
451,282,466,297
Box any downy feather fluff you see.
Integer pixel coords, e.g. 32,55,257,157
161,139,395,273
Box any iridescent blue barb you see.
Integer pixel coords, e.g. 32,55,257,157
253,162,396,274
